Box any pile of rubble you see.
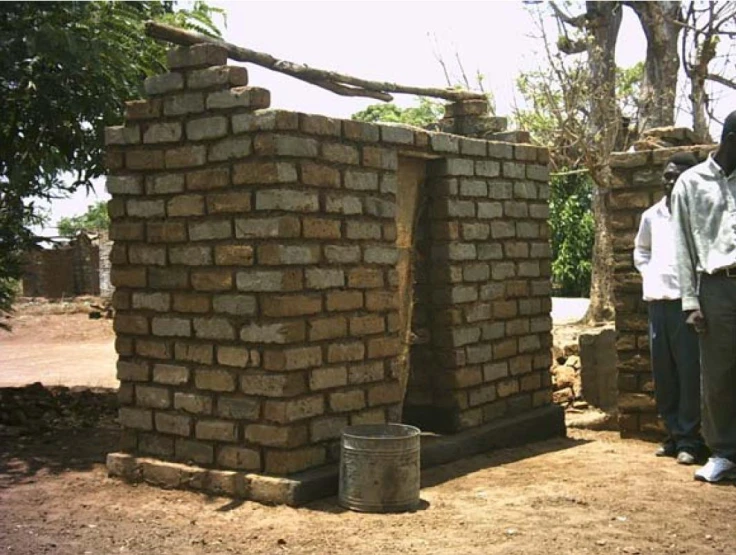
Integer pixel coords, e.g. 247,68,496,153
0,383,118,436
551,344,587,410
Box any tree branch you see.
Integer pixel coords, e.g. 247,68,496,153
145,21,485,102
705,73,736,89
549,1,587,28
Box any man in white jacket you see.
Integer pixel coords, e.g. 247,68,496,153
671,112,736,483
634,152,704,465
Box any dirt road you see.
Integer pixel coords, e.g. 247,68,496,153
0,311,116,388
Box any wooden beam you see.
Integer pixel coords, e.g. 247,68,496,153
145,21,487,103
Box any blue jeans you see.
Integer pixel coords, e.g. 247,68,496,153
648,299,704,453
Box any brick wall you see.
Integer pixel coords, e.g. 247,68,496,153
610,146,713,436
22,237,100,298
404,147,553,432
106,44,554,476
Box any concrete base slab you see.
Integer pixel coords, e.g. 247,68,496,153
107,404,565,506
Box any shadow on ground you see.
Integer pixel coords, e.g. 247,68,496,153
0,385,119,487
306,435,590,514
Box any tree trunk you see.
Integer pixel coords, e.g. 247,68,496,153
583,1,623,324
627,1,682,131
689,35,717,142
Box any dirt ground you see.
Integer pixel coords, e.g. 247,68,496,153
0,300,116,388
2,301,734,554
1,421,734,555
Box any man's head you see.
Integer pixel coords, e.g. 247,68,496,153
662,152,698,201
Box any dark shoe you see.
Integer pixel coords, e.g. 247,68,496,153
656,442,676,457
677,451,696,465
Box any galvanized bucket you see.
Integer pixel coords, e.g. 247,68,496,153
338,423,421,513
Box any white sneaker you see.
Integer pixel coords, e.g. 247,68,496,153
694,457,736,483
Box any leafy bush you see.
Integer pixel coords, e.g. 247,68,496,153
57,201,110,237
549,170,594,297
351,98,444,127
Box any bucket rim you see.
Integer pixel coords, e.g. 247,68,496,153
342,423,421,440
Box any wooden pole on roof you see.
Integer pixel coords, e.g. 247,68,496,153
145,21,487,103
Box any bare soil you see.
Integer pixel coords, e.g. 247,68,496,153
0,301,116,388
1,420,734,555
1,302,733,554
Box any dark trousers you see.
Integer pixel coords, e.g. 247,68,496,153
698,275,736,460
648,299,703,452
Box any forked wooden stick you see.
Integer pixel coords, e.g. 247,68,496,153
145,21,487,103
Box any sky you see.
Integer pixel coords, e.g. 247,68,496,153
37,0,656,235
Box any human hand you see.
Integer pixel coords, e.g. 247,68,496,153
685,310,706,333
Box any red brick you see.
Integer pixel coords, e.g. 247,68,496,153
207,191,251,213
147,222,187,243
172,293,210,313
308,316,348,341
349,315,385,336
302,217,341,239
135,339,172,360
327,342,365,363
114,313,148,335
215,245,254,266
326,291,363,312
348,268,384,289
261,295,322,317
263,346,322,371
365,291,398,311
111,268,146,288
367,337,401,359
301,161,340,187
191,269,232,291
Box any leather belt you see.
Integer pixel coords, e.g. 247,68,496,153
710,266,736,278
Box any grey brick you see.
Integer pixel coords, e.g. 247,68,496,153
212,294,257,315
324,245,361,264
477,202,503,219
163,92,205,116
363,198,396,219
256,190,319,212
152,316,191,337
460,179,488,197
478,244,503,260
504,201,529,218
144,73,184,96
107,175,142,195
153,364,190,385
187,116,228,141
156,413,191,436
193,317,235,340
143,122,182,144
488,181,513,199
306,268,345,289
364,246,398,265
380,125,414,144
475,160,501,177
209,136,252,161
188,220,232,241
169,245,212,266
132,292,170,312
345,170,379,191
431,134,460,153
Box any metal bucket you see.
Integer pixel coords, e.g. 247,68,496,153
338,423,421,513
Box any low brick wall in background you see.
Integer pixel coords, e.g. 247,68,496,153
105,43,556,480
610,146,714,436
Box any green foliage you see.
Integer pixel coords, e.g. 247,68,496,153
0,1,223,327
549,171,594,297
57,201,110,237
351,97,445,127
616,62,644,120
